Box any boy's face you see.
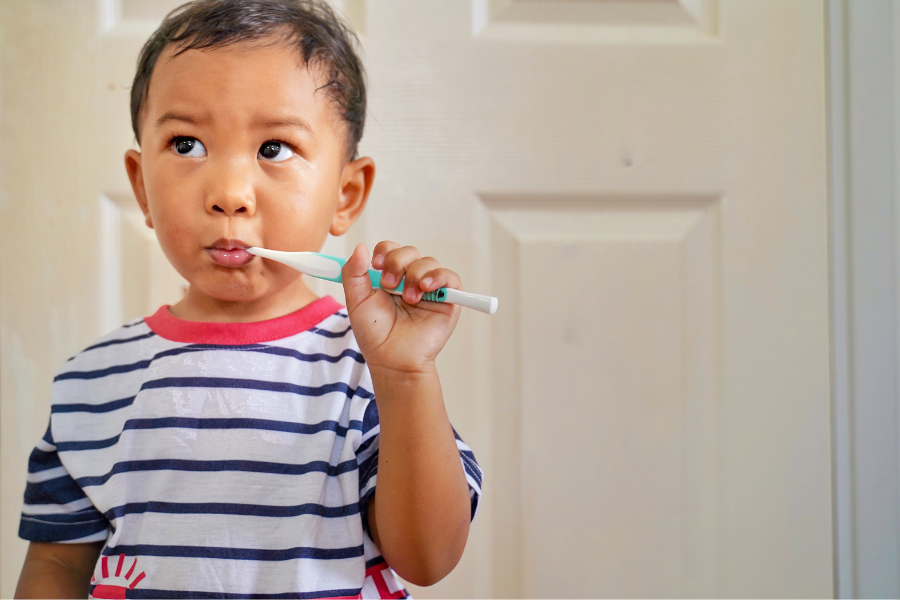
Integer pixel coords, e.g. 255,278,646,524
125,39,372,319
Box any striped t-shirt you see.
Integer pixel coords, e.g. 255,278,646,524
19,296,483,599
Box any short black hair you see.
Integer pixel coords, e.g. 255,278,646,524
131,0,366,159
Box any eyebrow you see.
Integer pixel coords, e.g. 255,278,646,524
155,111,209,128
256,116,315,136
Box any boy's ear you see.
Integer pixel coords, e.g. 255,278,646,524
331,156,375,236
124,149,153,229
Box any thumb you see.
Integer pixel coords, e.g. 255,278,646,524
342,243,374,312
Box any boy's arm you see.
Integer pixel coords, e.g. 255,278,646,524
342,243,474,586
366,366,472,586
16,541,102,599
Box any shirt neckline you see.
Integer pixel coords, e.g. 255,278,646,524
144,296,343,345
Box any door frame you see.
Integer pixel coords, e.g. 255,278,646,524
827,1,900,597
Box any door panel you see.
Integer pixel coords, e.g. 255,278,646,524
0,1,832,598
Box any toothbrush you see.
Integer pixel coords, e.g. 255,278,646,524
246,247,499,315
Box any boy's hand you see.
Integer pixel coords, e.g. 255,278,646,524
341,242,462,374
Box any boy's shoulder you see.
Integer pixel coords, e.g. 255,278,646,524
54,317,157,379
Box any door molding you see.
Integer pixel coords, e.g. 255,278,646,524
828,1,900,597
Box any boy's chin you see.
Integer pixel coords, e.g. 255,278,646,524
191,276,269,304
190,271,307,305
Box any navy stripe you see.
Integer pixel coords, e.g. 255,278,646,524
27,447,62,472
55,417,364,452
365,555,386,570
82,331,155,352
114,587,362,599
355,433,377,457
121,320,146,328
24,477,87,505
20,516,107,542
55,358,152,381
131,343,363,367
42,423,54,444
102,543,363,561
230,344,364,364
141,377,375,400
104,500,360,520
55,341,361,382
310,325,351,338
52,396,135,414
50,378,373,414
362,399,379,434
76,458,358,488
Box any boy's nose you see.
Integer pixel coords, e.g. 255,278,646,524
205,161,256,217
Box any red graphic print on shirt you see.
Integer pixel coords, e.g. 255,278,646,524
365,561,405,599
90,555,146,599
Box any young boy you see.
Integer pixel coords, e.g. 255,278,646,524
15,1,482,597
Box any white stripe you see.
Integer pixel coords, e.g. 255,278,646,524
465,472,482,497
59,530,109,544
112,512,360,549
60,429,361,478
34,438,56,452
455,438,473,453
91,470,360,508
358,425,379,446
22,497,93,515
26,466,68,483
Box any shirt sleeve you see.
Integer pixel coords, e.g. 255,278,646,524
19,420,110,544
355,398,484,533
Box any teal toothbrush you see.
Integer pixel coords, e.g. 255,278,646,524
246,247,499,315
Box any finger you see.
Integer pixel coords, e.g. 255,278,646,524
380,246,422,290
341,243,373,312
402,257,441,304
371,241,401,270
418,267,462,293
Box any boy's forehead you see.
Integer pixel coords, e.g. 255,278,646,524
144,40,336,133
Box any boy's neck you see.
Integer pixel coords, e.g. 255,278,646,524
168,278,321,323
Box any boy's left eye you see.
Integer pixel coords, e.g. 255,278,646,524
258,141,294,162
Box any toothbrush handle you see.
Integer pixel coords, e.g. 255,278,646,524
319,257,496,314
381,284,498,315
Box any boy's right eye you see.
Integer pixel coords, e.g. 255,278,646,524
172,137,207,158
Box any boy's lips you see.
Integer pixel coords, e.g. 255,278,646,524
207,239,254,267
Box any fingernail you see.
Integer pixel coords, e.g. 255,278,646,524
373,254,384,268
404,288,417,302
421,277,433,289
382,272,395,287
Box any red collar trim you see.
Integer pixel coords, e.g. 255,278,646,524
144,296,344,345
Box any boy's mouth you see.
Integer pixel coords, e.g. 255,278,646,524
207,239,254,267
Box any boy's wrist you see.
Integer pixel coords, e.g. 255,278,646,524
368,360,437,380
368,361,440,399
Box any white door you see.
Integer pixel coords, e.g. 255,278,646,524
1,1,832,598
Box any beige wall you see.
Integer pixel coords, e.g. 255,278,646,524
0,2,105,594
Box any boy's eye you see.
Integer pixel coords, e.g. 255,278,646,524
172,137,206,158
258,141,294,162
